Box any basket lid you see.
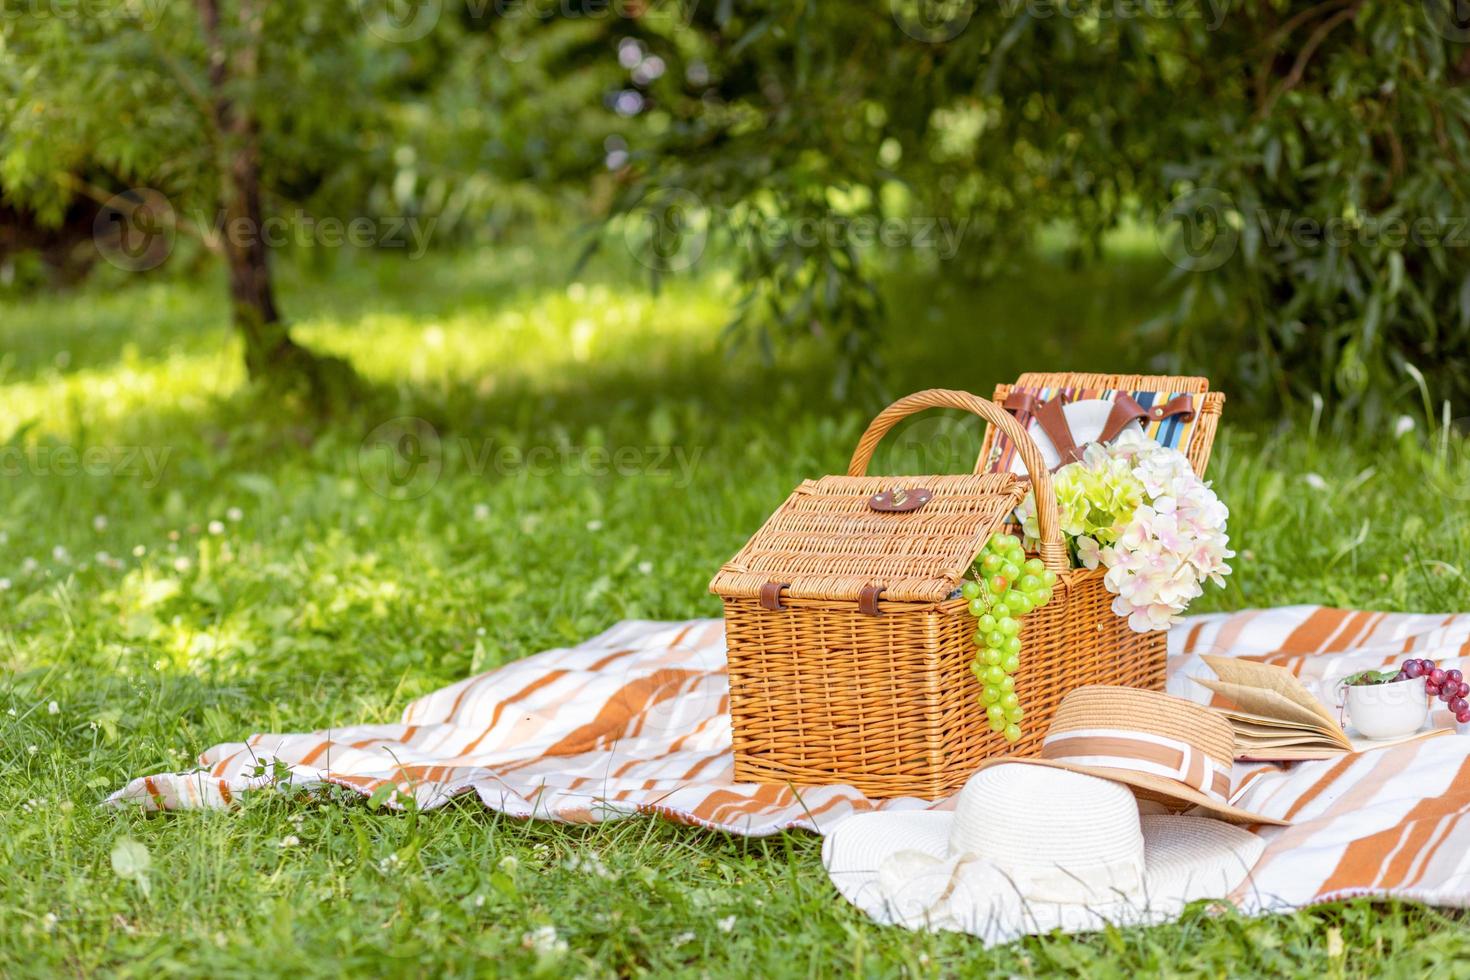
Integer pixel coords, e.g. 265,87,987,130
708,472,1028,605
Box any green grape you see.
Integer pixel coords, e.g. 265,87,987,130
968,598,989,617
983,648,1002,667
1001,691,1020,711
982,684,1001,704
987,533,1010,552
1003,636,1022,656
1002,653,1020,673
1018,574,1041,593
976,613,997,633
1004,723,1022,743
1035,587,1053,606
998,617,1020,636
981,553,1003,574
972,629,988,646
986,703,1005,726
1005,705,1024,723
1024,558,1046,576
969,662,986,682
987,630,1006,649
988,575,1010,596
1000,675,1016,693
962,581,983,601
1041,570,1058,588
990,599,1012,618
1009,594,1033,615
989,715,1007,734
1001,561,1022,582
984,665,1006,686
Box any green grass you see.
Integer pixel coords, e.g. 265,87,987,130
2,246,1470,977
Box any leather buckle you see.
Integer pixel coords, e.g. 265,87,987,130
759,581,790,611
858,585,884,616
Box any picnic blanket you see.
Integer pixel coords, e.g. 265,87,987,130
111,605,1470,916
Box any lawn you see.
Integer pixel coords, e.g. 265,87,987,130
2,243,1470,977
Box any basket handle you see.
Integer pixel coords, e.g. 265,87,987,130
846,388,1069,573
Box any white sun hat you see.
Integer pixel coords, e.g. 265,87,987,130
822,763,1265,944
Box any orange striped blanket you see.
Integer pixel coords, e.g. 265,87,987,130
111,606,1470,912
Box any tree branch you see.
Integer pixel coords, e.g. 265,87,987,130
1256,1,1363,120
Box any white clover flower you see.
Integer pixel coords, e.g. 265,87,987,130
208,521,225,535
278,835,300,848
717,915,736,933
48,701,59,715
226,507,244,522
92,515,108,532
473,503,491,522
523,925,568,956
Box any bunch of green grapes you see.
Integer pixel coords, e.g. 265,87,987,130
961,532,1058,743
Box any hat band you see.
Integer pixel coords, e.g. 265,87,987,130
1039,728,1231,804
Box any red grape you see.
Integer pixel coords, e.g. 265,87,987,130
1393,671,1409,682
1459,682,1469,699
1459,710,1470,725
1426,681,1441,696
1452,697,1469,714
1430,668,1447,686
1449,669,1464,684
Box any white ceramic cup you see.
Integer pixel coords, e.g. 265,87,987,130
1345,675,1428,739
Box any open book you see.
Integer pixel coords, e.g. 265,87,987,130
1197,655,1450,761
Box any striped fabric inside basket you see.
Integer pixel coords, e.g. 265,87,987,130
984,386,1201,474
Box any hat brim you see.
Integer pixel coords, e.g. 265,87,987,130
823,806,1266,942
972,756,1289,826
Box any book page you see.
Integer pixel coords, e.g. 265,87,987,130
1197,678,1349,746
1200,655,1341,728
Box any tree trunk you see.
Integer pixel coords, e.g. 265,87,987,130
197,0,355,403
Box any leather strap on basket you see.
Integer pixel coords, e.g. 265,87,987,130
858,585,884,616
846,389,1069,573
759,582,790,611
1004,391,1197,466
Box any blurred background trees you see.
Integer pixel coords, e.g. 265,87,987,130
2,1,1468,420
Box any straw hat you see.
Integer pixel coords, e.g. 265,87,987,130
823,763,1266,940
974,686,1287,826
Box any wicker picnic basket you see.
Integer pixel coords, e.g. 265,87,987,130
710,376,1223,799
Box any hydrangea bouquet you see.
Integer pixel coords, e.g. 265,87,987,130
1014,432,1232,632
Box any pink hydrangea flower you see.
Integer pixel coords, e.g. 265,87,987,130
1020,432,1232,633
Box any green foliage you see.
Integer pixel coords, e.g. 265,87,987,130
614,1,1470,414
2,247,1470,973
0,2,389,222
